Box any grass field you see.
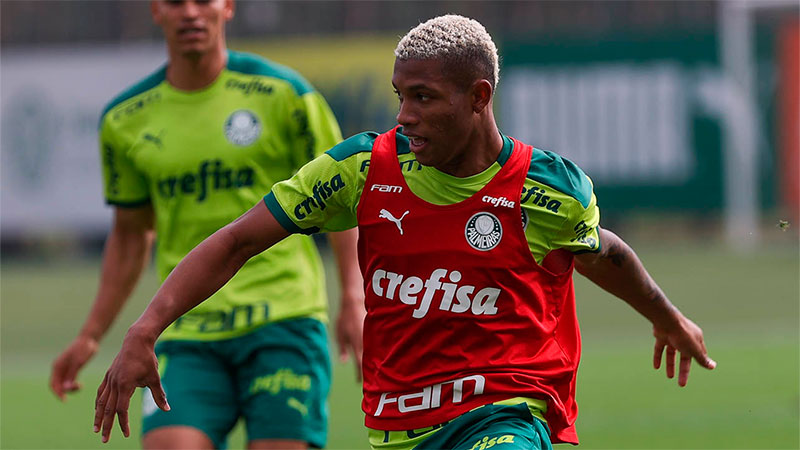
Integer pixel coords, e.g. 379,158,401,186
1,240,798,449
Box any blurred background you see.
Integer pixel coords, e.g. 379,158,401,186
1,1,798,449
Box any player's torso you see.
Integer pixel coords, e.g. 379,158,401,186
104,61,327,339
356,128,580,433
112,71,296,235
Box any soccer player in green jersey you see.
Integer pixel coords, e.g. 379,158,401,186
49,1,365,449
92,14,716,449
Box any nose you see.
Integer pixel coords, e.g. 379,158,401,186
396,101,418,128
181,0,201,18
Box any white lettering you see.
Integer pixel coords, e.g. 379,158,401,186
470,288,501,315
413,269,447,318
384,272,404,299
375,392,397,416
448,375,485,402
371,184,403,193
398,386,431,413
399,276,424,305
452,285,474,313
374,375,486,417
369,268,503,319
482,195,515,208
371,269,387,296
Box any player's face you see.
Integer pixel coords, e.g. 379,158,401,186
392,58,476,173
151,0,234,57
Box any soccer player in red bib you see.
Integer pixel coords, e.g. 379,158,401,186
94,14,716,449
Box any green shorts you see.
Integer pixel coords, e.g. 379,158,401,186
369,403,552,450
142,318,331,449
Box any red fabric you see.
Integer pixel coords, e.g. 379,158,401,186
356,127,581,444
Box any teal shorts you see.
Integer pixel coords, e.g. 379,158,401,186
371,403,552,450
142,318,331,449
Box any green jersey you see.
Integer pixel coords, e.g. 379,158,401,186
265,130,601,265
99,50,342,341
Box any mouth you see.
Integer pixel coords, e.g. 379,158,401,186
178,27,207,40
405,135,428,153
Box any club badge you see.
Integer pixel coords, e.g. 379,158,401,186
224,110,261,146
465,212,503,251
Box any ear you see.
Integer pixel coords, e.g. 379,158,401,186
224,0,235,21
471,79,493,114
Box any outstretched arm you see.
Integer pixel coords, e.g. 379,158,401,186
50,206,155,401
574,227,716,386
327,229,365,381
93,201,289,443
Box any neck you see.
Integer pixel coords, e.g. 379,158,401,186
166,44,227,91
439,113,503,178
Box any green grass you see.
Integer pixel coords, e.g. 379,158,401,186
2,242,798,449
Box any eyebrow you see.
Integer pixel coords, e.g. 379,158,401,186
392,83,432,91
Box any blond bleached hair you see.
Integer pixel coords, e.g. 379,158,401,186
395,14,499,90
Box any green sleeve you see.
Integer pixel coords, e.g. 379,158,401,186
290,91,342,170
553,179,601,254
99,116,149,207
265,152,361,234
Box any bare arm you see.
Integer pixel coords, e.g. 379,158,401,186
50,206,155,401
327,229,365,381
574,227,716,386
93,201,289,443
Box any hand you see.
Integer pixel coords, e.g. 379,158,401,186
335,291,366,382
50,335,99,401
93,329,169,443
653,316,716,387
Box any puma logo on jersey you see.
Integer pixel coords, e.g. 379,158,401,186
287,397,309,417
371,268,501,319
142,131,164,150
379,209,409,235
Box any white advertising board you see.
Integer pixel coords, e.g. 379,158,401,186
1,44,166,235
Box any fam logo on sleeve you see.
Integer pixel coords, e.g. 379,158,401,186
224,110,261,146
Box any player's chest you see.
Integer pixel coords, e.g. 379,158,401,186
123,100,291,177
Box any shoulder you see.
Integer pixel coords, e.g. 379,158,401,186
99,65,167,128
325,130,411,162
226,50,314,96
325,132,379,162
524,145,593,209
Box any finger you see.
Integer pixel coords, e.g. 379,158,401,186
62,361,83,393
693,347,717,370
353,354,362,383
665,346,676,379
678,353,692,387
101,387,119,443
653,340,666,370
50,365,66,401
147,376,170,412
94,373,109,433
64,380,82,393
336,331,349,363
701,355,717,370
115,386,134,438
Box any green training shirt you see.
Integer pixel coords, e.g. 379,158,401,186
264,130,601,265
99,50,342,341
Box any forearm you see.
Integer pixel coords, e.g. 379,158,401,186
79,228,154,342
129,226,250,341
326,228,364,303
575,228,681,329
